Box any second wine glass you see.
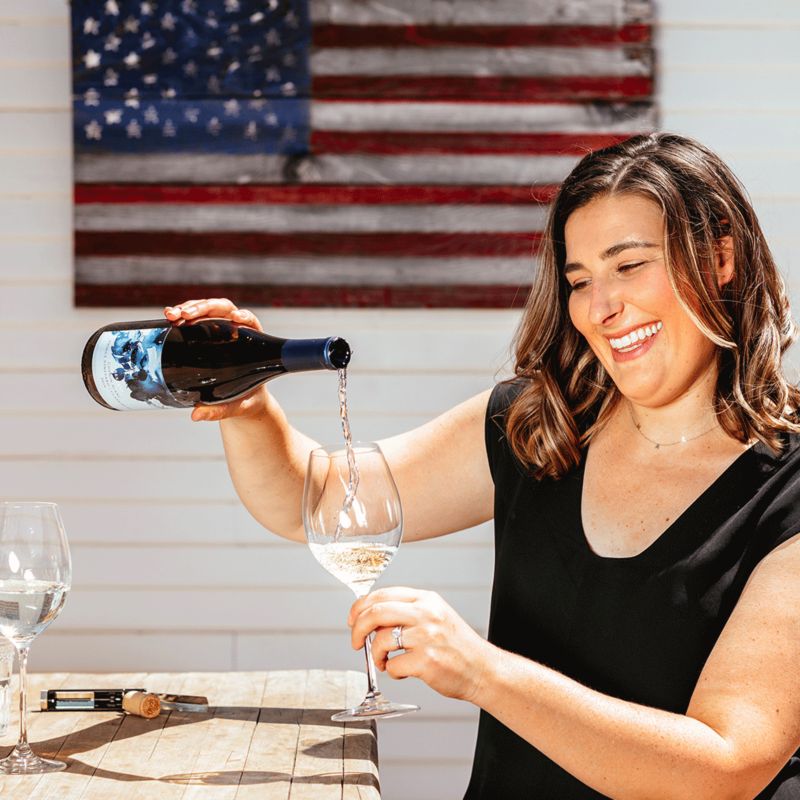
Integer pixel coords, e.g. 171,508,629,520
0,501,71,774
303,442,419,721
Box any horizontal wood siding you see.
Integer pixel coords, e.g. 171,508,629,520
1,3,799,798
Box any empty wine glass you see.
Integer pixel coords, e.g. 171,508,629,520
0,502,71,773
303,442,419,721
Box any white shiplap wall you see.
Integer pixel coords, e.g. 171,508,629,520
1,2,799,798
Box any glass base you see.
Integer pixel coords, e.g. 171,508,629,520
0,743,67,774
331,692,419,722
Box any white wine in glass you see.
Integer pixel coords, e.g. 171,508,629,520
0,502,71,774
303,442,419,721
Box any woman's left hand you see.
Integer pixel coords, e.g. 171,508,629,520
348,586,492,702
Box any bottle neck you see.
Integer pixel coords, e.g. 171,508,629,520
279,337,349,372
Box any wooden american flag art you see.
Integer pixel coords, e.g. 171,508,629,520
72,0,657,308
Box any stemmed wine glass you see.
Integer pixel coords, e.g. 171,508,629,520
303,442,419,721
0,502,71,773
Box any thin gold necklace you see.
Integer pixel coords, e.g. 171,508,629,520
627,404,718,450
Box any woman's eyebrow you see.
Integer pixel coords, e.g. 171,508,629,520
601,239,659,259
563,240,659,275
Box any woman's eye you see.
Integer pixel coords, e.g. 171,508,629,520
618,261,645,274
569,279,590,292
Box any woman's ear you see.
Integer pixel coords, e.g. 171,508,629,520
716,235,735,288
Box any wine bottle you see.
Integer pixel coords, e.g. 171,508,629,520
81,318,351,411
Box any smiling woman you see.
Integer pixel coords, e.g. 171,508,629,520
507,133,798,479
168,133,800,800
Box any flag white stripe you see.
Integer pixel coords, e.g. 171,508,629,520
312,46,650,78
75,154,579,185
75,204,549,233
76,256,537,286
310,101,656,133
309,0,651,26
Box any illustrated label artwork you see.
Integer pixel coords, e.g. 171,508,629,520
91,327,181,410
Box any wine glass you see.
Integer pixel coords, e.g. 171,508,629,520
303,442,419,721
0,502,71,773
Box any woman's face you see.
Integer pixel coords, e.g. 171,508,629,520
564,193,718,408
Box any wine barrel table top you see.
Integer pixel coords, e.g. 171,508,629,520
0,670,380,799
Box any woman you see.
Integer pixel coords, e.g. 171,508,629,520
166,133,800,799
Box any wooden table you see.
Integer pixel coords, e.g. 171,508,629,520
0,670,379,799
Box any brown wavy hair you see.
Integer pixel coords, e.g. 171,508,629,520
506,132,800,479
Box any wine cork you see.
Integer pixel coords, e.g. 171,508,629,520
122,691,161,719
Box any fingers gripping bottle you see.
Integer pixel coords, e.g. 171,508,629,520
82,317,351,411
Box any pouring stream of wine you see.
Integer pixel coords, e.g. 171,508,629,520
334,367,359,541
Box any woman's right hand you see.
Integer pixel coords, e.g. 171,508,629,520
164,297,270,422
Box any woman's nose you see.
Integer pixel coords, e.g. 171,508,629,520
588,280,623,326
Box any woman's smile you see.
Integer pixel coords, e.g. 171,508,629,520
606,321,663,360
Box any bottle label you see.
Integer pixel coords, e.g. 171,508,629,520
91,327,183,410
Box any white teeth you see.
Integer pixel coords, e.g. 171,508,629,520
609,322,662,351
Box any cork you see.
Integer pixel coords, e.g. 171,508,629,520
121,690,161,719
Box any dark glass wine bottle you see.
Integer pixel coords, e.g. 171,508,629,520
82,317,351,411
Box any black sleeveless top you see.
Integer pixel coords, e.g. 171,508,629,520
465,382,800,799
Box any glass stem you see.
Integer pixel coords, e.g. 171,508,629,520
16,644,30,749
362,634,381,698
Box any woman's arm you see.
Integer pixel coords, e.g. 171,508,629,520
165,299,495,543
374,389,494,542
351,534,800,800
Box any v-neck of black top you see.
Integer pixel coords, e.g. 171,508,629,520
575,439,767,568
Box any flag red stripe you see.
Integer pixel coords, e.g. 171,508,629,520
313,24,652,48
73,184,559,205
75,283,531,309
76,231,543,257
311,130,632,155
313,75,654,101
